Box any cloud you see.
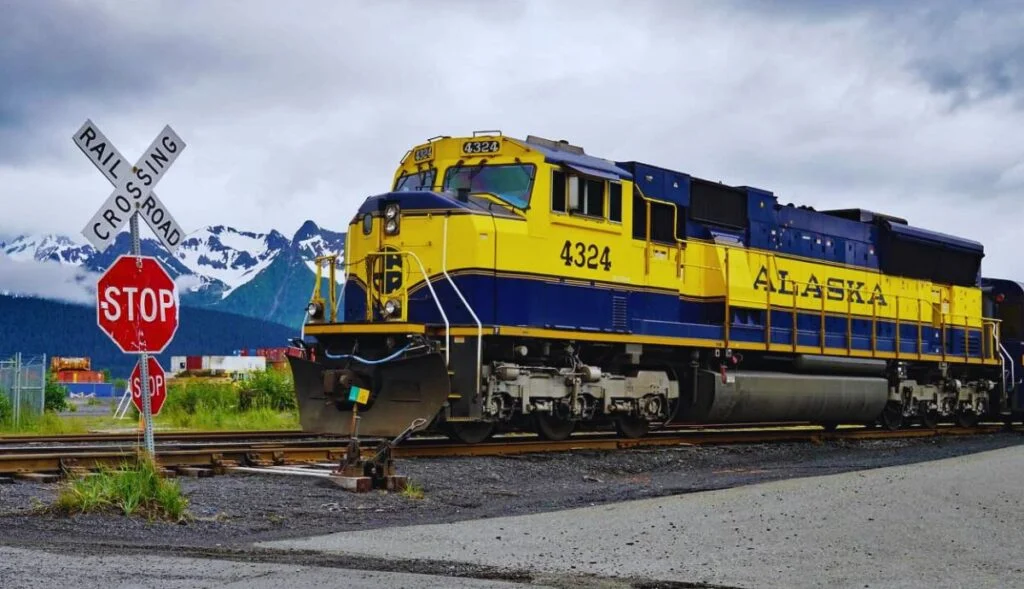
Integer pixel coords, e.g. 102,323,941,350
0,0,1023,279
0,257,97,304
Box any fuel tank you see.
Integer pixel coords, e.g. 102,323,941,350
687,369,890,423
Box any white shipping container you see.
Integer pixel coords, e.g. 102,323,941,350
170,356,189,375
204,356,266,373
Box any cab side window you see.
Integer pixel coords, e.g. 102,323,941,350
552,170,567,212
570,176,604,218
609,182,622,223
551,168,622,224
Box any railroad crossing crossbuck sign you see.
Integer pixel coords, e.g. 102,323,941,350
73,118,188,457
97,255,180,354
72,120,186,253
130,356,167,416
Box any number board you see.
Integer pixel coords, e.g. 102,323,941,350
560,239,612,271
462,139,501,155
412,145,433,162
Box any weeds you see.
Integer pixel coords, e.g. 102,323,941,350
53,454,189,521
401,479,425,500
238,369,296,411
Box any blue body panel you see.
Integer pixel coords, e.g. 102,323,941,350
340,272,988,360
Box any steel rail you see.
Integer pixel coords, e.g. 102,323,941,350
0,430,322,445
0,424,1017,477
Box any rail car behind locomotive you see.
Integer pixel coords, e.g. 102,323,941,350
290,131,1021,443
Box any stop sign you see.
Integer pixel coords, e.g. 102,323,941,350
96,255,179,353
130,356,167,416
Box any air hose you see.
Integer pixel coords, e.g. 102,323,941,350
323,343,415,365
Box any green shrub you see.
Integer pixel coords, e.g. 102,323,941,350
44,376,68,413
238,369,296,411
0,391,12,426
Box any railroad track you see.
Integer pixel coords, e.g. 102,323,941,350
0,422,807,446
0,423,1018,479
0,429,325,445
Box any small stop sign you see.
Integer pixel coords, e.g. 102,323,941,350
130,356,167,416
96,255,179,353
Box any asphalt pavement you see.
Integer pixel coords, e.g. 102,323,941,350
263,444,1024,588
0,545,551,589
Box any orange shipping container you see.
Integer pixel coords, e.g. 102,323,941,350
56,370,104,384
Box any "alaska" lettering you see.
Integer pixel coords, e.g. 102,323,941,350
752,265,887,306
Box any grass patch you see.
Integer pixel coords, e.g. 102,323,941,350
0,412,107,435
52,455,189,521
2,369,300,435
158,405,298,431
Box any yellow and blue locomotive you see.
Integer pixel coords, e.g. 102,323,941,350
291,132,1015,443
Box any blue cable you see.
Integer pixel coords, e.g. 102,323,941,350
323,343,412,365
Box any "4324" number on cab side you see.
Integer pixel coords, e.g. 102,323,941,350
560,240,611,271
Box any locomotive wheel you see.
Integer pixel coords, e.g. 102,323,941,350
920,410,939,429
615,416,650,439
444,421,495,444
879,403,904,431
535,414,575,441
955,411,979,428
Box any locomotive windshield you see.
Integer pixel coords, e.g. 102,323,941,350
394,168,436,191
443,163,535,209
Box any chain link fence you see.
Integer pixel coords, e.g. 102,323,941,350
0,353,47,427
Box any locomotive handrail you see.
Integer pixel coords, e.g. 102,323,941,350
364,249,452,366
442,214,483,400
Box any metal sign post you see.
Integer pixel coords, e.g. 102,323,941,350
130,213,155,454
73,120,186,457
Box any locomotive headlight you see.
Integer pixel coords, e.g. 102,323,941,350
383,298,401,317
383,204,400,234
306,301,324,320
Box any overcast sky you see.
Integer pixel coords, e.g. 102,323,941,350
1,0,1022,276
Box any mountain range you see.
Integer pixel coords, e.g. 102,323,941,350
0,220,347,330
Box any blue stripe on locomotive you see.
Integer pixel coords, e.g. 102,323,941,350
340,273,987,360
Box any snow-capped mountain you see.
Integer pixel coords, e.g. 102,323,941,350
0,220,346,328
2,234,95,265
